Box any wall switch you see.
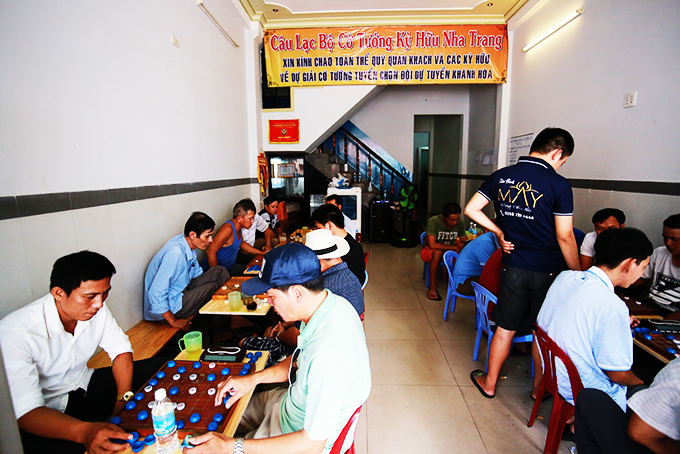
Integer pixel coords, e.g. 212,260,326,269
623,91,637,108
171,35,180,48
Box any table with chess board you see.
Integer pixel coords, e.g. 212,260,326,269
110,350,268,453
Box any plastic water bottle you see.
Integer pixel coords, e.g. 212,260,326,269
152,388,179,454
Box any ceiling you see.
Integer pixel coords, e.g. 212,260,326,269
239,0,530,28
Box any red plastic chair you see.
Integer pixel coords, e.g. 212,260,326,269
329,406,362,454
528,325,584,454
363,251,370,266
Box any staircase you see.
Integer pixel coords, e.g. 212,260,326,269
308,121,413,210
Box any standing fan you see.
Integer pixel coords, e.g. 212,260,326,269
391,185,419,248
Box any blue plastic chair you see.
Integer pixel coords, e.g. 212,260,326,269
442,250,475,321
472,282,533,373
421,232,444,286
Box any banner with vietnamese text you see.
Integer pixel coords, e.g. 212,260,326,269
264,25,507,87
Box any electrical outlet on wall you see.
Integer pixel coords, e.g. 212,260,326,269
623,91,637,108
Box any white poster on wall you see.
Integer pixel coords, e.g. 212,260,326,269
507,133,534,166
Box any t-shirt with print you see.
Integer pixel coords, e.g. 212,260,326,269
642,246,680,308
426,215,467,246
477,156,574,274
257,209,280,239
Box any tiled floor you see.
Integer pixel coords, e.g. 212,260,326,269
353,242,575,454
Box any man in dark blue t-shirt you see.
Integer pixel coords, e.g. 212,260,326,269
465,127,580,399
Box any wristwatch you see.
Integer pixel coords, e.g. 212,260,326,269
234,437,244,454
117,391,134,402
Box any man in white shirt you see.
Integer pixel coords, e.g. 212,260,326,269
634,213,680,309
326,194,357,240
0,251,163,454
579,208,626,270
537,228,652,434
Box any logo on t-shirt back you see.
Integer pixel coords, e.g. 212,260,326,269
498,181,543,209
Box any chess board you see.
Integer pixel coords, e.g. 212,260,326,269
634,331,680,363
212,277,250,300
111,360,253,438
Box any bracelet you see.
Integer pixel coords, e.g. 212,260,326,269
234,437,244,454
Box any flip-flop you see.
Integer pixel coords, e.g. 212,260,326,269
530,392,553,403
470,369,494,399
427,290,442,301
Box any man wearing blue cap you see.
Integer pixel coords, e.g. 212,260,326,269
187,243,371,454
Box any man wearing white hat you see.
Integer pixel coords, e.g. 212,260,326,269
240,230,364,366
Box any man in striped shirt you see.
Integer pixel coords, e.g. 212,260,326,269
537,228,653,425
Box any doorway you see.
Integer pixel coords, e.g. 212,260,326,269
413,115,463,224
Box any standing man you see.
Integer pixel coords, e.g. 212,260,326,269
634,213,680,308
188,243,371,453
0,251,163,454
422,202,468,301
145,212,229,329
466,127,580,399
326,194,357,240
579,208,626,270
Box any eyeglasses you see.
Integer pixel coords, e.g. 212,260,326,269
288,347,301,386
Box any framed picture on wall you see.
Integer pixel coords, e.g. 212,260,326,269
277,163,295,177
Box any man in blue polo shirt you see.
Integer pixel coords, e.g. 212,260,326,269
465,127,580,399
144,212,229,330
188,243,371,454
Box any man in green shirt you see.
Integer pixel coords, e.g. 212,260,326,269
188,243,371,454
422,202,468,300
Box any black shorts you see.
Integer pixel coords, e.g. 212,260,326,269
491,265,557,331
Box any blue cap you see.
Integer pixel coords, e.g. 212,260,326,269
242,243,321,295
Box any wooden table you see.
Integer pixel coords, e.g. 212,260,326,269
619,293,663,320
113,349,269,453
200,276,273,344
199,276,271,317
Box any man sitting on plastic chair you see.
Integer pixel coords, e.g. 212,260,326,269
421,202,468,301
189,243,371,454
536,228,652,438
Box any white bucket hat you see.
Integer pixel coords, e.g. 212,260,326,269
305,229,350,259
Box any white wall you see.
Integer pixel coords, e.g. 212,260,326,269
506,0,680,245
349,85,471,173
261,85,381,153
0,0,259,321
0,0,254,195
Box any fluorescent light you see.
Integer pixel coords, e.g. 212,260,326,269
522,9,583,52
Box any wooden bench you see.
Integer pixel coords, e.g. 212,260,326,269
87,316,194,369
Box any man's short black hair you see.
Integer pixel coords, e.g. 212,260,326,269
263,196,278,207
592,208,626,225
311,204,345,229
233,198,257,218
325,194,343,207
275,275,325,295
442,202,462,217
663,214,680,230
50,251,116,296
184,211,216,237
530,127,575,157
594,228,653,269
